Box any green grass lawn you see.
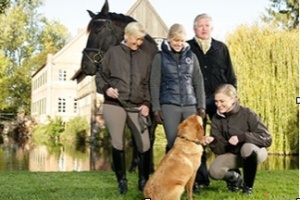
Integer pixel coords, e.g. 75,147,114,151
0,170,297,200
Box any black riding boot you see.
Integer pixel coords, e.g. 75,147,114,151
148,122,157,174
128,138,139,173
194,150,210,188
223,170,243,192
242,151,258,195
165,145,171,154
112,148,127,194
138,150,150,191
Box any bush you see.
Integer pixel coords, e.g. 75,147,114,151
60,116,89,143
32,116,64,144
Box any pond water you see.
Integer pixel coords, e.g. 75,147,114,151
0,134,298,172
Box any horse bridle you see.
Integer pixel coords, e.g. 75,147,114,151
82,47,105,65
82,18,117,65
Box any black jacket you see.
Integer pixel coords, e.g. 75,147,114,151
97,42,152,108
209,102,272,155
187,38,237,97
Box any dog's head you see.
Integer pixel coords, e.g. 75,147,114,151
177,115,205,144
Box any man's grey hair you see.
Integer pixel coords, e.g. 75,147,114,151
193,13,213,27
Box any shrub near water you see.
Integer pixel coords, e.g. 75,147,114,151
32,116,89,145
32,116,65,144
60,116,89,143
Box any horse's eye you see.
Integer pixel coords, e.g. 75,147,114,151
95,26,104,34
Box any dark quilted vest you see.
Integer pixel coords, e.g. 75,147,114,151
160,43,197,106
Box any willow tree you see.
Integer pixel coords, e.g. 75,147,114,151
226,24,298,154
0,0,9,14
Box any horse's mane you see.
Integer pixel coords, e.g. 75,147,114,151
87,12,136,32
86,11,157,55
109,12,136,23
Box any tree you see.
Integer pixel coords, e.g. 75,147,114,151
263,0,299,30
227,24,298,154
0,0,10,14
0,0,69,114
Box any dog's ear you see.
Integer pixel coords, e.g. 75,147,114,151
196,123,204,141
178,115,195,136
194,115,203,126
193,115,205,143
177,120,187,136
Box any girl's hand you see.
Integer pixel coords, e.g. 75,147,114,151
228,135,239,146
204,136,214,145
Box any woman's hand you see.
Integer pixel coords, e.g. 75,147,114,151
139,105,149,117
198,108,206,119
106,87,119,99
153,110,164,124
228,135,239,146
204,136,214,145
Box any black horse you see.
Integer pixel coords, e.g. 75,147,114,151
81,0,158,173
81,0,157,75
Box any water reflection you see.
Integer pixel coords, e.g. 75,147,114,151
0,134,298,171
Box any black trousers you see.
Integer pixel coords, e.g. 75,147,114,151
194,95,216,186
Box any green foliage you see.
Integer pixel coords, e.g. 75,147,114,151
227,24,298,154
0,0,70,114
45,116,65,139
0,0,10,14
32,116,64,144
31,123,48,144
32,116,90,159
60,116,89,143
263,0,299,30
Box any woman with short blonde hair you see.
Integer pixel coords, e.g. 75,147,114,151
124,21,147,39
98,21,153,194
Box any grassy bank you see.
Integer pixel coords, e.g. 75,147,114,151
0,170,298,200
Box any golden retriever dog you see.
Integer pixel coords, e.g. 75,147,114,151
143,114,205,200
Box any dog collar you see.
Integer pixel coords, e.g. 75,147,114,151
177,135,201,145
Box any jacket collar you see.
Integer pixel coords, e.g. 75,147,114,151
217,101,240,118
192,37,219,51
161,39,190,53
120,40,141,54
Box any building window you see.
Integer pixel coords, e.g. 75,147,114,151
58,98,66,113
74,99,77,113
59,69,67,81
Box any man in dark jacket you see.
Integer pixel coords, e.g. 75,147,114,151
187,13,237,192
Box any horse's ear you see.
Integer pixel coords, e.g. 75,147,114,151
100,0,109,15
87,10,96,18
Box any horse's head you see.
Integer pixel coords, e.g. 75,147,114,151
81,0,158,75
81,0,135,75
